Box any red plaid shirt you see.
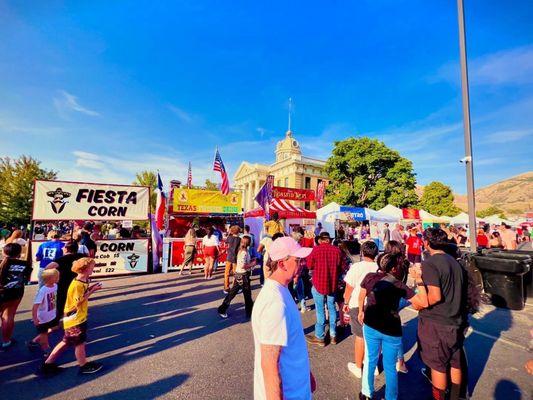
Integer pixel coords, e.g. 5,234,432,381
307,243,343,295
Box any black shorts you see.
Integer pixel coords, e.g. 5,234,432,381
63,322,88,346
408,253,421,264
349,307,363,337
36,318,59,334
0,288,24,304
417,318,465,373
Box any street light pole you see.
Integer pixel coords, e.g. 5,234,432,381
456,0,477,252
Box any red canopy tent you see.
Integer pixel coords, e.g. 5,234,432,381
244,198,316,219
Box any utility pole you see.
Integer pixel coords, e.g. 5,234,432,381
457,0,477,252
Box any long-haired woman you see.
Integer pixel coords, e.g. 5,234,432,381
217,236,255,319
202,227,219,279
180,227,197,275
0,243,32,348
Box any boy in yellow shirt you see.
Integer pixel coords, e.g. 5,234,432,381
264,212,284,237
41,257,103,375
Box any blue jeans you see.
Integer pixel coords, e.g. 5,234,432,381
296,277,305,304
311,286,337,339
362,324,402,400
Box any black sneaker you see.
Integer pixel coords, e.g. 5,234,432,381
358,392,371,400
41,362,63,375
79,361,103,374
27,341,40,351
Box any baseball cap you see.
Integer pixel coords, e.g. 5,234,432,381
269,237,313,261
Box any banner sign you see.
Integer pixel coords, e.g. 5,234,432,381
273,187,315,201
402,208,421,220
338,207,367,221
168,239,227,270
30,239,149,281
32,180,150,221
172,188,241,214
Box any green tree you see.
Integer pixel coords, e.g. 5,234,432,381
0,156,57,226
204,179,218,191
324,137,418,209
133,170,157,213
419,181,461,216
477,206,506,219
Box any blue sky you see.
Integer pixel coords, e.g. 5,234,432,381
1,0,532,193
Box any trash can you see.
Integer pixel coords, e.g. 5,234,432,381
472,251,531,310
483,250,533,301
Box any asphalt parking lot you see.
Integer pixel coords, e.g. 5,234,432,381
1,271,531,399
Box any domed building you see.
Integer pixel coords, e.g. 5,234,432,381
233,130,328,211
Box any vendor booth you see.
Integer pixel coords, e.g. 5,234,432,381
244,198,316,239
316,202,398,239
162,188,243,273
30,179,151,280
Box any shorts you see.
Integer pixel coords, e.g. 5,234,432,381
63,322,88,346
417,318,464,373
408,253,422,264
348,307,363,337
203,246,218,258
0,288,24,304
36,318,59,334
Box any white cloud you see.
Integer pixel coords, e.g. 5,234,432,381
54,90,100,117
167,104,194,123
432,45,533,86
485,129,533,144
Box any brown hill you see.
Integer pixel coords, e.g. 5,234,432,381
417,172,533,217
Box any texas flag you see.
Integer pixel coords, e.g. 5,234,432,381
155,173,166,230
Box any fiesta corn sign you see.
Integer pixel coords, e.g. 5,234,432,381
172,188,242,214
32,180,150,221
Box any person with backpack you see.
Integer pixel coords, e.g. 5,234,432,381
417,228,472,400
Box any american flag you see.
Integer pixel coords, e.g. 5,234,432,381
187,162,192,188
213,148,230,195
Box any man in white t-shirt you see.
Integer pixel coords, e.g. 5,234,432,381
251,237,314,400
342,241,379,378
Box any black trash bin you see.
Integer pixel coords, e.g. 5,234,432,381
472,251,531,310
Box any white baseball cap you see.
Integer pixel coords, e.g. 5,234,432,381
269,237,313,261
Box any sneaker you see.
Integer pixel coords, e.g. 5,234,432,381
79,361,103,374
347,362,362,378
358,392,372,400
330,336,338,345
27,341,40,351
218,312,228,319
41,362,63,375
397,361,408,374
305,334,325,347
222,289,229,294
42,350,51,360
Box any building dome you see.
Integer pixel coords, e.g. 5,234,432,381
275,130,301,162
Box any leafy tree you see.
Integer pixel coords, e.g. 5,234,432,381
324,137,418,209
419,181,462,216
204,179,219,191
0,156,57,226
477,206,506,219
133,170,157,213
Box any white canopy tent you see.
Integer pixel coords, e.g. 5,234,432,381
450,212,479,225
419,210,450,223
378,204,403,219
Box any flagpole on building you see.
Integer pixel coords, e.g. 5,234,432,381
456,0,477,252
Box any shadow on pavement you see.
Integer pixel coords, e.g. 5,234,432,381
493,379,522,400
0,276,240,399
467,307,513,396
85,373,190,400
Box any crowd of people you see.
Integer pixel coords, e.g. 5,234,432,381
1,211,531,397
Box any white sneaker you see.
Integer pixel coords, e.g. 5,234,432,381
347,362,362,378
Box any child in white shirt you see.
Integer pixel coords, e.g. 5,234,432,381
29,269,59,356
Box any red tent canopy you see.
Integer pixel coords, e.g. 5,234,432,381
244,198,316,219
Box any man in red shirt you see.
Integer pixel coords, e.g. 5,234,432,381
305,231,344,346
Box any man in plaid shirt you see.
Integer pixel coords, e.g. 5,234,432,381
305,231,344,346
